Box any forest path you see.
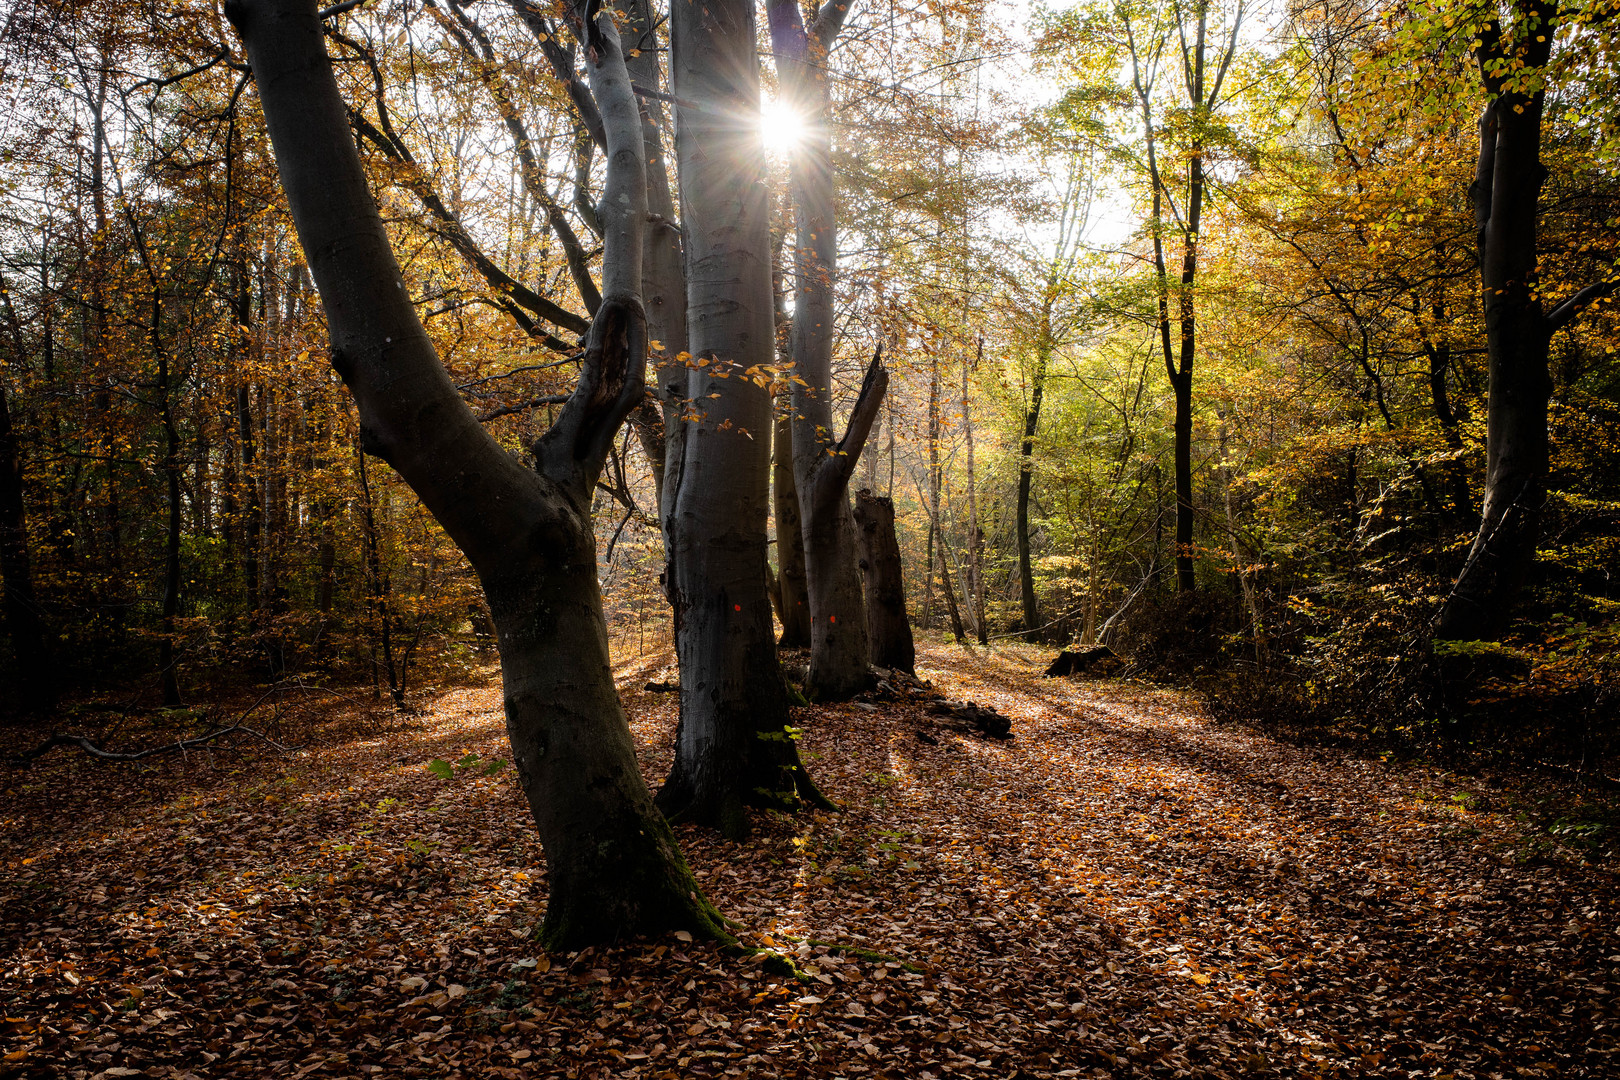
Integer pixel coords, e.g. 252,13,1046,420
1,643,1616,1078
893,642,1619,1077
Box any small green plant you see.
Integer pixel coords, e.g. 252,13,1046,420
427,753,507,780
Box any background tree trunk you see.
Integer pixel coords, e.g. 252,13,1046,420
0,385,52,715
854,488,914,673
964,338,987,644
772,397,811,647
657,0,825,835
769,0,879,701
1016,343,1047,635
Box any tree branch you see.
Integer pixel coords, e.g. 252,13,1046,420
11,722,296,767
1546,279,1617,331
826,344,888,487
534,2,647,484
478,394,569,423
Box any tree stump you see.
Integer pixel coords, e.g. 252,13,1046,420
1044,646,1121,678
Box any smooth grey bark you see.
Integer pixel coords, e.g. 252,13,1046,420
769,248,810,647
853,488,914,673
227,0,724,947
621,0,686,514
657,0,827,835
1435,5,1614,639
768,0,886,701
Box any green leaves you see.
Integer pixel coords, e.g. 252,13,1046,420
425,753,506,781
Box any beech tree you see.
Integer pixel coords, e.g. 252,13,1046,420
225,0,724,946
768,0,889,700
1433,0,1617,639
655,0,828,833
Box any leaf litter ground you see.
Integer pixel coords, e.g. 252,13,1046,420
3,644,1618,1078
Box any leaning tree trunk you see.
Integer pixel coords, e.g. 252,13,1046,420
227,0,724,947
769,0,883,701
854,488,915,673
657,0,827,836
1434,8,1612,639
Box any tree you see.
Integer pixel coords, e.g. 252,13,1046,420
655,0,828,833
853,487,914,671
1007,157,1091,636
1043,0,1248,595
1131,0,1245,593
769,0,889,700
225,0,724,947
1434,0,1618,639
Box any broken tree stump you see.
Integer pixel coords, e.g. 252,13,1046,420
1044,646,1121,678
925,700,1014,740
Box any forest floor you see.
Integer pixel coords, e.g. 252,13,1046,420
3,643,1619,1079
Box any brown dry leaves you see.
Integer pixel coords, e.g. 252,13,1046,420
3,645,1618,1078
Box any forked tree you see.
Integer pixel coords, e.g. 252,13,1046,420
768,0,888,700
226,0,725,947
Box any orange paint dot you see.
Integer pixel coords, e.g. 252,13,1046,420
829,615,836,623
734,604,741,611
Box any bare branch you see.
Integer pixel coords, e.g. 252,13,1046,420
477,394,569,423
319,0,369,17
11,723,297,767
828,344,888,486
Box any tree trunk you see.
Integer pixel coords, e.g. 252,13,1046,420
156,320,183,708
237,383,262,631
768,0,880,701
1016,343,1047,634
1171,368,1195,592
356,446,401,708
936,530,967,645
772,396,811,647
853,488,914,673
0,385,52,714
228,0,724,947
923,354,940,628
964,338,987,644
1435,9,1605,639
623,0,684,510
1422,330,1476,525
656,0,826,835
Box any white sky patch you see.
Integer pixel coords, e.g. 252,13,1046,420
760,95,808,158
